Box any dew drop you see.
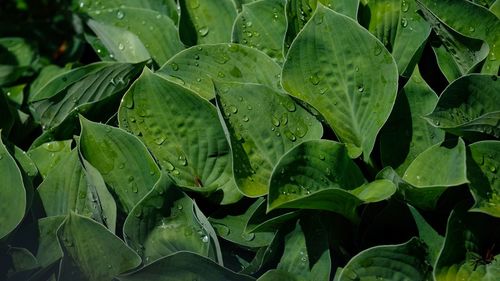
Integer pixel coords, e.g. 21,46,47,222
401,18,408,28
241,232,255,241
308,74,320,85
178,155,187,166
357,85,364,92
170,63,179,71
374,45,383,56
164,161,175,171
217,71,225,78
155,135,166,145
198,26,209,37
243,115,249,122
201,235,209,243
402,0,409,12
272,116,280,127
469,26,475,32
116,10,124,19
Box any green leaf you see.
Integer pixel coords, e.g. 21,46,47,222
425,74,500,140
467,141,500,218
245,199,300,233
117,251,255,281
434,205,500,281
402,138,468,209
118,68,237,201
284,0,359,51
0,134,26,240
178,0,237,45
282,4,398,159
215,81,323,197
123,172,221,264
27,140,72,178
232,0,287,63
338,238,433,281
57,212,141,281
408,205,444,265
209,198,274,248
268,140,395,221
0,37,35,86
6,247,39,280
277,218,331,281
416,0,500,75
88,7,183,65
35,216,65,268
79,116,160,213
0,91,15,135
87,19,151,63
29,61,144,131
380,66,445,174
257,269,300,281
158,43,282,100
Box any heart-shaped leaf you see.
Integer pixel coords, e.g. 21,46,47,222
425,74,500,140
79,116,160,213
215,81,323,197
57,212,141,281
467,141,500,218
282,4,398,159
158,43,282,100
123,172,221,264
0,134,26,239
118,68,238,203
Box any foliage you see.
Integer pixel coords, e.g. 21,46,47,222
0,0,499,280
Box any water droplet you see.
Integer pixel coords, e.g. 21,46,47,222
401,18,408,28
469,26,475,32
285,130,296,141
319,154,325,160
173,170,180,175
435,120,440,126
374,45,383,56
178,155,187,166
490,166,497,173
155,135,166,145
217,71,225,78
201,235,209,243
131,183,138,193
246,21,253,27
164,161,175,171
118,163,125,169
243,115,249,122
308,74,320,85
241,232,255,241
116,10,124,19
198,26,209,37
170,63,179,71
357,85,364,93
247,105,253,110
190,0,200,9
402,0,409,12
272,116,280,127
128,176,134,182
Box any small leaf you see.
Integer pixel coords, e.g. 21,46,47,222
35,216,65,268
158,43,282,100
57,212,141,281
79,116,160,213
28,140,72,178
408,205,444,265
282,4,398,159
215,81,323,197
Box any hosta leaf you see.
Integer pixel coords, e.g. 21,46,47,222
119,68,236,201
0,134,26,239
245,199,300,233
434,205,500,281
380,66,444,175
35,216,65,268
28,140,72,178
232,0,287,63
88,7,183,65
6,247,39,280
338,238,433,281
0,91,15,135
117,251,255,281
285,0,359,51
158,43,282,100
268,140,395,221
277,218,331,281
215,81,323,197
0,37,35,86
209,198,274,248
492,1,500,17
282,4,398,159
258,269,300,281
408,205,444,265
467,141,500,217
57,212,141,281
123,172,221,264
402,138,468,209
178,0,237,45
79,116,160,213
425,74,500,139
87,19,150,63
37,149,115,229
417,0,500,75
29,61,144,131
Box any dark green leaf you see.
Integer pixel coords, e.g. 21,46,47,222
28,140,72,178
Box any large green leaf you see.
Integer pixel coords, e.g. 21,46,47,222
27,140,72,178
215,81,323,197
434,205,500,281
284,0,359,51
178,0,237,45
29,61,144,131
408,205,444,265
417,0,500,75
123,172,221,264
37,149,115,229
425,74,500,140
402,138,468,210
118,68,237,202
245,199,300,233
359,0,431,76
209,198,275,248
232,0,287,63
380,66,444,174
0,134,26,239
467,141,500,218
157,43,282,100
0,37,35,86
87,7,183,65
268,140,395,221
35,216,65,268
282,4,398,159
338,238,433,281
277,219,331,281
57,212,141,281
117,251,255,281
79,116,160,213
